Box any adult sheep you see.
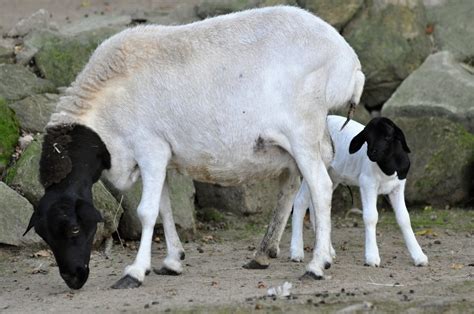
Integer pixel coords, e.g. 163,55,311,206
24,6,365,289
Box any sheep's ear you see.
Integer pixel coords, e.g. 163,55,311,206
394,125,410,153
23,211,39,236
76,200,104,223
349,130,366,154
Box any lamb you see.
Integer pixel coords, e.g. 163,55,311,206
23,6,365,289
289,115,428,267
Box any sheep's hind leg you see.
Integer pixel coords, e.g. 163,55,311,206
112,146,170,289
154,181,185,276
243,167,299,269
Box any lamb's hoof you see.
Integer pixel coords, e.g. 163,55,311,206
111,275,142,289
145,269,151,276
299,271,324,281
414,255,428,267
153,267,181,276
324,262,331,270
242,260,269,269
179,251,186,260
291,257,304,263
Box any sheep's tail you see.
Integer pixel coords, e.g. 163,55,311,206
341,69,365,130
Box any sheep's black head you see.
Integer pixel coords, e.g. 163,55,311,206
349,117,411,179
25,195,103,289
24,123,110,290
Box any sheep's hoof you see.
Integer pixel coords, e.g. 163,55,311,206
153,267,181,276
242,260,269,269
267,246,280,259
299,271,324,281
145,269,151,276
324,262,331,270
179,251,186,260
111,275,142,289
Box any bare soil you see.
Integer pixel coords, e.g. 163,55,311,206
1,208,473,313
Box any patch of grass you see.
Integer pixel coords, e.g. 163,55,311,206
378,206,474,232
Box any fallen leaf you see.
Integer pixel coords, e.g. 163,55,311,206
415,229,437,237
257,281,266,289
32,250,51,258
451,263,464,270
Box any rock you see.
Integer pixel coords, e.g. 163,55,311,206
29,27,122,87
6,9,58,38
0,64,56,102
0,182,42,246
195,178,279,216
343,0,432,109
5,136,123,246
145,3,201,25
0,98,20,175
60,15,131,36
424,0,474,59
329,105,372,126
390,117,474,206
195,0,260,19
300,0,363,30
0,38,15,64
8,93,59,133
383,51,474,133
114,169,196,240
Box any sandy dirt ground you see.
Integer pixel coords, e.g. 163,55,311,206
1,209,473,313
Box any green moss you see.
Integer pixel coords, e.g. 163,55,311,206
0,97,20,171
197,207,226,223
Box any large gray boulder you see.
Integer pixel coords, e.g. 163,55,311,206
0,98,19,175
424,0,474,59
391,117,474,206
0,64,56,102
0,182,42,246
6,9,58,38
344,0,432,109
383,51,474,133
5,137,123,246
114,169,196,240
0,38,15,64
8,93,59,133
195,178,279,216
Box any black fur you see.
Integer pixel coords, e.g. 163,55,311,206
349,117,411,180
25,123,111,290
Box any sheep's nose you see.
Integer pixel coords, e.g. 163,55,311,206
60,267,89,290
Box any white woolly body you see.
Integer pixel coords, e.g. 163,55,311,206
47,6,365,283
291,116,428,267
49,6,362,189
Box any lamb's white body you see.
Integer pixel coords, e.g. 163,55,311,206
48,7,364,283
291,116,428,267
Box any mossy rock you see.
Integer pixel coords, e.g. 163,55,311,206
392,117,474,206
32,28,122,87
343,0,431,109
0,97,20,175
300,0,363,30
8,93,59,133
195,0,260,18
0,64,56,102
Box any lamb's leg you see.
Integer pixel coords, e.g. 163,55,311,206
154,181,185,276
290,180,311,262
294,149,333,280
112,146,170,289
360,184,380,267
389,184,428,266
244,167,299,269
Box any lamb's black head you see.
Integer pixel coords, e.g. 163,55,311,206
24,123,110,290
25,195,103,289
348,117,411,179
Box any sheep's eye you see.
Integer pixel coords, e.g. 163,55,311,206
69,226,80,237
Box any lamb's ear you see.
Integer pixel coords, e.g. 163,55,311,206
349,130,366,154
394,125,410,153
23,211,39,236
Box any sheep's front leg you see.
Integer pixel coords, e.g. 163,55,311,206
290,181,311,262
244,168,299,269
359,183,380,267
389,183,428,266
154,181,185,276
112,150,169,289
